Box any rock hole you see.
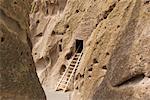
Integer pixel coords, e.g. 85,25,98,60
60,39,63,42
80,74,84,78
93,58,98,64
14,1,17,4
88,75,92,78
96,42,99,44
20,51,23,55
95,24,98,27
76,73,81,80
144,0,150,4
65,24,69,28
51,31,55,35
60,64,66,75
104,26,106,29
102,65,107,70
36,20,40,24
1,37,5,42
59,44,62,52
65,52,73,60
76,10,79,13
106,52,110,55
36,32,43,37
46,9,48,15
103,3,116,19
34,53,37,55
88,68,93,71
117,25,120,28
75,86,79,90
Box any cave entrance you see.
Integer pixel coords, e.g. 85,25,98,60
76,39,83,53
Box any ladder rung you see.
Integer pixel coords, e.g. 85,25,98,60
76,53,80,55
69,67,74,69
60,82,67,86
61,80,68,83
70,66,75,68
72,60,77,62
73,58,78,60
70,63,75,66
74,56,79,58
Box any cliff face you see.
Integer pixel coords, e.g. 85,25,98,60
0,0,46,99
73,0,150,100
30,0,150,100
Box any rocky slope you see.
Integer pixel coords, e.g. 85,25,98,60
30,0,150,100
0,0,46,99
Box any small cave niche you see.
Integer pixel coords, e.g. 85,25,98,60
65,51,73,60
117,25,120,28
88,68,93,71
36,20,40,24
60,39,63,42
34,52,37,55
144,0,150,4
1,37,5,42
80,74,84,78
20,51,23,56
59,44,62,52
46,9,49,15
96,41,99,44
76,10,79,13
106,52,110,56
95,24,98,27
102,65,107,70
59,64,66,75
75,86,79,90
93,58,98,64
51,31,55,35
88,75,92,78
65,24,69,28
36,32,43,37
14,1,17,4
75,73,81,80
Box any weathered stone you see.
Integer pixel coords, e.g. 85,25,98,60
0,0,46,99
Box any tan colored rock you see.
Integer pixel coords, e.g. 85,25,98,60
29,0,150,100
0,0,46,99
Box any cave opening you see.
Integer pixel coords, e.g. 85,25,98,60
76,39,83,53
59,44,62,52
60,64,66,75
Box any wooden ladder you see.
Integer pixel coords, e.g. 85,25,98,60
55,51,83,92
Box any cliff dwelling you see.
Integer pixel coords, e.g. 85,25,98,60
76,39,83,53
1,0,150,100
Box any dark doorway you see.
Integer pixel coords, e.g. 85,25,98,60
59,44,62,52
76,39,83,53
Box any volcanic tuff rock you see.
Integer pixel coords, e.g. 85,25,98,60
0,0,46,99
30,0,150,100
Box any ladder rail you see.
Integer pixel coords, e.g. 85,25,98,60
64,51,83,92
55,54,75,90
55,46,82,90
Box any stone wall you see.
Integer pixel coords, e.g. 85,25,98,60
0,0,46,99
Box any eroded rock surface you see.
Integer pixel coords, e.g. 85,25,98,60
0,0,46,99
29,0,150,100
